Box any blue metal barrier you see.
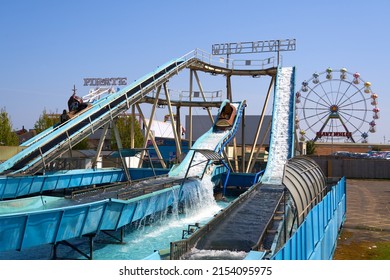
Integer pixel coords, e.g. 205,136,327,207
0,168,169,200
271,177,346,260
0,178,200,252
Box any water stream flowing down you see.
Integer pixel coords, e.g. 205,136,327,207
92,174,223,260
261,67,293,185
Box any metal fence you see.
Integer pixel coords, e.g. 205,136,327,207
310,156,390,179
271,177,346,260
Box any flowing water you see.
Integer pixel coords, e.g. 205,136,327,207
261,67,293,185
92,174,226,260
0,174,230,260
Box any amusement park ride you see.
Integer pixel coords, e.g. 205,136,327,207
0,39,350,261
295,68,379,143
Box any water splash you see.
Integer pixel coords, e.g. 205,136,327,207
182,248,247,260
93,174,224,259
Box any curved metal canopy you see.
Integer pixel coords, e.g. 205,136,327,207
282,156,326,225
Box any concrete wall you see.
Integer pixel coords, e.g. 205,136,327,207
0,146,26,162
310,156,390,179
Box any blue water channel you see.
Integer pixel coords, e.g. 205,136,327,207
0,176,232,260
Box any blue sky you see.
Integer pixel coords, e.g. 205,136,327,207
1,0,389,144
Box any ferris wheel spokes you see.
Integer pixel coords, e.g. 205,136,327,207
296,68,379,143
336,86,365,108
311,84,333,106
338,98,368,110
338,110,368,128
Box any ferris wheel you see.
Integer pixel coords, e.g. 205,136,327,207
295,68,379,143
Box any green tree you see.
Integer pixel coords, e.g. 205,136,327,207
73,138,90,150
0,107,19,146
34,108,59,134
111,114,144,150
34,108,89,150
306,140,316,155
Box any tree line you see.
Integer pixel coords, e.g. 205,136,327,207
0,107,144,149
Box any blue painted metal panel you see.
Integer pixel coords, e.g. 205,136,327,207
305,209,314,257
0,198,109,251
115,201,138,229
55,208,89,241
100,201,125,230
312,206,320,246
271,177,346,260
41,176,60,192
53,176,71,189
21,211,62,249
0,168,171,200
153,191,170,214
29,177,46,196
129,168,169,180
0,215,27,251
318,197,325,240
80,173,95,187
221,172,257,188
244,251,267,260
0,168,170,200
300,220,307,259
132,199,149,222
81,203,107,235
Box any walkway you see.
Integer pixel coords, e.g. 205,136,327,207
333,179,390,259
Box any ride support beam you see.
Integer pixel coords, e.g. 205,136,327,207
131,105,135,149
189,69,193,149
226,74,232,101
193,70,214,123
92,122,109,169
176,105,182,162
241,106,246,172
163,83,182,161
112,120,131,182
135,103,166,168
246,76,275,173
139,85,162,163
233,137,239,172
248,119,272,172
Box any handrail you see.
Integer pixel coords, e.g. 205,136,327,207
188,48,276,70
253,170,265,184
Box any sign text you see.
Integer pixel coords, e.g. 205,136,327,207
83,77,127,87
212,39,296,55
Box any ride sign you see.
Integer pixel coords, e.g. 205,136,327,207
316,132,352,137
212,39,296,55
83,77,127,87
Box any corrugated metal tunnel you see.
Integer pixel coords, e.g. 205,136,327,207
282,156,327,225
